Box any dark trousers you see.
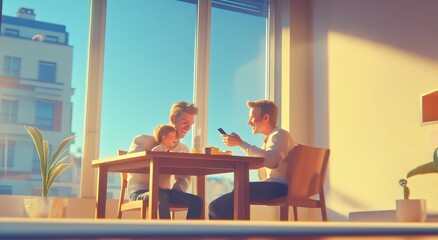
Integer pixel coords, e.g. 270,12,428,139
208,181,288,220
130,189,203,219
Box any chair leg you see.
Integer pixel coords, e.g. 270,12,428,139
293,206,298,221
141,206,147,219
280,206,289,221
319,192,328,221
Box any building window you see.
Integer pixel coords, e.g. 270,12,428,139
0,99,18,123
45,35,59,43
3,56,21,78
35,101,55,130
38,61,57,83
5,28,19,37
0,141,15,168
0,186,13,195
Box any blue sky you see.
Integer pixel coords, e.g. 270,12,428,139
3,0,267,167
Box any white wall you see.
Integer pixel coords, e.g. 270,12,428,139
312,0,438,221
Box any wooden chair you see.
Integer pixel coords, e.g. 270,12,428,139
251,144,330,221
116,150,188,219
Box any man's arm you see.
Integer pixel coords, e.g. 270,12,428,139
240,130,294,169
128,135,157,153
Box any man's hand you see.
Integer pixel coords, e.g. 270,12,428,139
221,133,243,147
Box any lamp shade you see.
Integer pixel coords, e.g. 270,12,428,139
422,90,438,123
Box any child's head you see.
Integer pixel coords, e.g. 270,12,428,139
154,124,177,148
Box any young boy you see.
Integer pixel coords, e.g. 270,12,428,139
152,124,178,152
129,123,203,219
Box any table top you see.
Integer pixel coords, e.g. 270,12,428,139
91,151,264,175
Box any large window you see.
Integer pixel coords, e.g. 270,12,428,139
3,56,21,78
0,98,18,123
99,0,270,201
1,0,273,200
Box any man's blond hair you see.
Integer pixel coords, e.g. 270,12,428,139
247,100,278,126
169,101,199,121
154,124,176,144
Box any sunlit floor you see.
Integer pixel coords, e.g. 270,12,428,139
1,218,438,240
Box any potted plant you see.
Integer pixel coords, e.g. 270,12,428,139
23,125,75,218
396,147,438,222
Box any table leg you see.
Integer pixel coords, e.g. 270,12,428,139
196,175,206,219
234,163,250,220
149,159,160,219
95,166,108,219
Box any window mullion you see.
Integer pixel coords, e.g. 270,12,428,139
193,0,211,150
80,0,107,199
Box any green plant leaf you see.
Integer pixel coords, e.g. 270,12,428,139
24,125,75,197
407,161,438,178
434,147,438,170
25,126,48,196
46,163,73,192
24,126,44,166
50,135,76,169
42,140,49,196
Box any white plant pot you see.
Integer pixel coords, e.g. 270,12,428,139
396,199,427,222
24,197,68,218
24,197,50,218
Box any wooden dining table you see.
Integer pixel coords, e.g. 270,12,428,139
91,151,264,220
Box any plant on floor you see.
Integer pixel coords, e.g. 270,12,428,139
24,125,76,197
399,147,438,199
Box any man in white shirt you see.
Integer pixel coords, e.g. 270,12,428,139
127,102,203,219
209,100,295,219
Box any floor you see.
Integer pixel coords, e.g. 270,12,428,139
1,218,438,239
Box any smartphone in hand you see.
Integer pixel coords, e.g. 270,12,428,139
218,128,227,135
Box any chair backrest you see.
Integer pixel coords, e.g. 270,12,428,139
118,150,128,190
286,144,330,198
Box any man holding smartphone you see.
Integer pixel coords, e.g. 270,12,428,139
209,100,295,220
